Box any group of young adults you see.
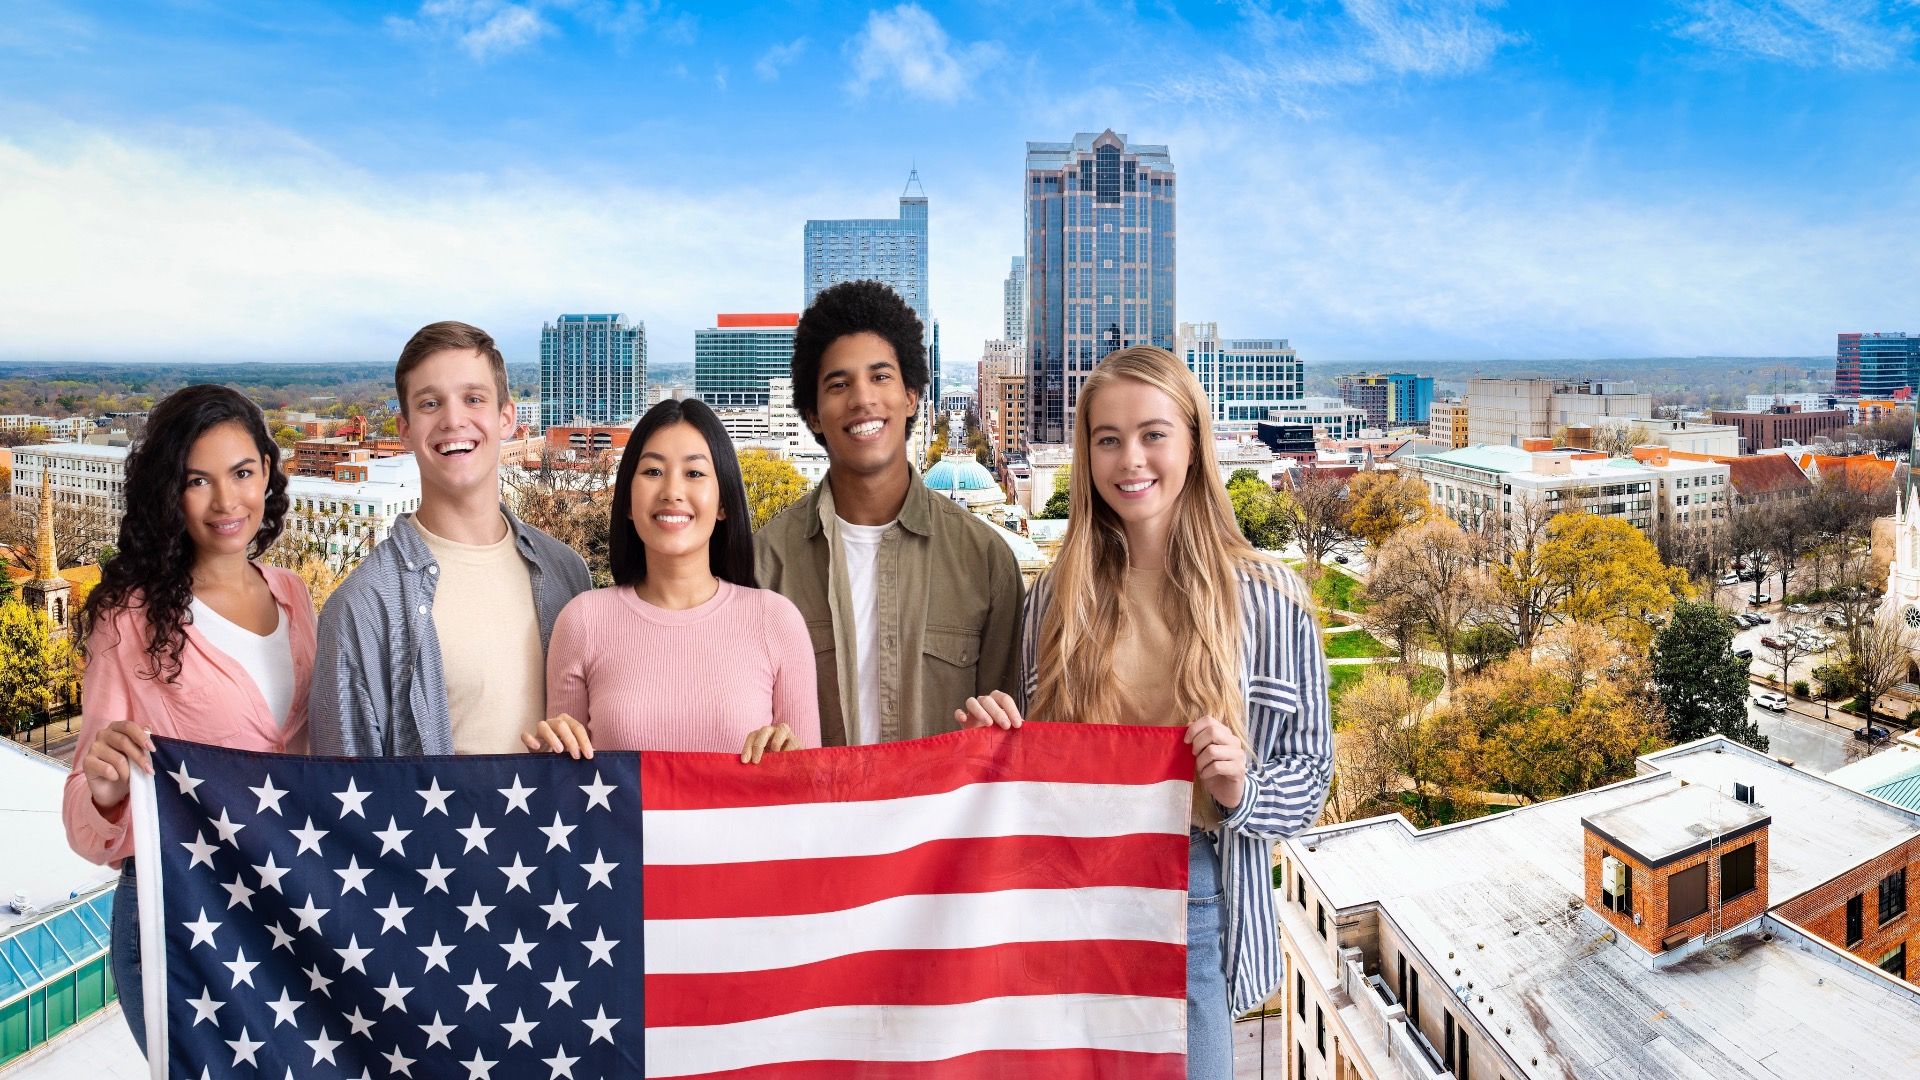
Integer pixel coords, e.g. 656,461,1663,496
60,280,1332,1078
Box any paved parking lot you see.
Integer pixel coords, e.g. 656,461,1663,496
1747,697,1877,774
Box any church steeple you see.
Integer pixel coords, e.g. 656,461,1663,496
21,469,72,639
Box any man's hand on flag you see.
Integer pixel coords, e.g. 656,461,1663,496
954,689,1023,731
521,714,595,759
83,719,155,811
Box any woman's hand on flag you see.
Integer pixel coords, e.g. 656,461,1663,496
83,720,154,812
740,723,798,763
954,690,1023,731
523,714,595,759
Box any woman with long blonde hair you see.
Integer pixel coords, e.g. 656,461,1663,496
960,345,1333,1076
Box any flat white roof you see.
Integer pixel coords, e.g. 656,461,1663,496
0,742,118,930
1290,737,1920,1077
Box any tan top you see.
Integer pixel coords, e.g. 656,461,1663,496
416,517,545,754
1112,566,1181,727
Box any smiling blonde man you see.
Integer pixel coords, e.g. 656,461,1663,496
309,321,590,757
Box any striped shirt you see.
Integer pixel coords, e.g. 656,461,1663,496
307,508,592,758
1022,561,1335,1014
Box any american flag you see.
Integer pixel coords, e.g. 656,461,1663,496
132,723,1192,1079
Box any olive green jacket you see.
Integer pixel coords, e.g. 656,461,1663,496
754,469,1026,747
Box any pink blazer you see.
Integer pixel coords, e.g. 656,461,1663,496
63,563,317,867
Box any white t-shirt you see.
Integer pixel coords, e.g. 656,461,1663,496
190,597,294,727
836,516,894,746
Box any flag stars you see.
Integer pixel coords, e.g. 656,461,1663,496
418,1011,456,1049
305,962,334,997
225,1026,263,1067
220,874,256,911
418,932,456,973
541,968,578,1008
582,928,618,968
374,894,413,934
500,854,536,893
375,972,413,1013
373,816,412,857
499,774,536,814
502,1008,539,1047
266,921,295,953
251,852,290,893
335,855,372,896
459,892,495,932
383,1045,417,1077
344,1006,375,1038
183,908,220,950
333,777,371,818
539,812,576,852
582,1005,619,1044
458,814,495,854
266,987,302,1028
462,1049,497,1080
418,854,454,894
335,934,372,974
180,831,217,871
500,929,537,970
208,807,246,846
418,777,454,816
223,946,258,989
290,816,329,857
186,986,223,1026
543,1044,580,1079
541,890,577,930
290,894,330,934
579,772,615,812
248,774,286,816
305,1029,341,1066
169,760,204,801
459,970,498,1012
581,850,617,890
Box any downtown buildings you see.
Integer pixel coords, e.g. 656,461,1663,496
694,313,799,408
538,313,647,431
1836,332,1919,398
1336,372,1435,429
1176,322,1303,425
1024,130,1176,444
1464,378,1654,448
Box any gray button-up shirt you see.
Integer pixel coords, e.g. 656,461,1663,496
307,507,591,758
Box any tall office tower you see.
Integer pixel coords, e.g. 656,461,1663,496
1176,322,1302,425
1003,256,1027,346
1025,130,1176,444
977,339,1021,462
1836,332,1918,398
694,313,799,407
930,319,942,406
539,313,647,430
1336,372,1436,429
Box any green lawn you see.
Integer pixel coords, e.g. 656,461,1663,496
1312,568,1369,614
1324,630,1394,659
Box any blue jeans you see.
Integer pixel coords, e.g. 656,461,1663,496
1187,829,1231,1079
111,862,147,1056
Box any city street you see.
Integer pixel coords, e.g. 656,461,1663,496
1748,696,1876,774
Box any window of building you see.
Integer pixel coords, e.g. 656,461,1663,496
1668,862,1709,925
1316,1004,1325,1055
1719,844,1757,903
1882,944,1907,980
1298,1045,1306,1079
1459,1028,1471,1077
1880,868,1907,924
1444,1011,1455,1071
1316,902,1327,940
1847,894,1864,945
1297,971,1306,1020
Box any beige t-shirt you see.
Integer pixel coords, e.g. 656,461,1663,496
1112,566,1181,727
416,517,545,755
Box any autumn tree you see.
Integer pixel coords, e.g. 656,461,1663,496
1344,471,1428,550
739,449,810,531
1489,495,1565,650
1850,612,1918,721
2,500,120,570
1333,668,1442,825
0,603,76,738
1539,512,1693,649
1361,517,1489,682
502,450,617,586
1653,600,1765,750
1227,469,1290,551
1281,470,1350,581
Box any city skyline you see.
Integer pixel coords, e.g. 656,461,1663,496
1,2,1916,368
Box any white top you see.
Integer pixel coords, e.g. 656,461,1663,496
189,597,294,728
835,516,893,746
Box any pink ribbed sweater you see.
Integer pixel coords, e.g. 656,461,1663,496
545,581,821,753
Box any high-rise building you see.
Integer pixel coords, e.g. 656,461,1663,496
995,373,1028,462
1025,129,1176,443
1335,372,1435,428
1836,332,1918,398
1176,322,1300,424
978,340,1021,462
1465,378,1653,447
1003,256,1027,346
1427,397,1469,448
539,313,647,430
694,313,799,408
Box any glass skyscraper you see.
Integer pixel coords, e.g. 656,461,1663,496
1836,332,1918,398
539,313,646,430
1025,130,1176,444
804,172,933,398
1336,372,1436,427
1177,322,1302,425
1003,255,1026,346
695,313,799,407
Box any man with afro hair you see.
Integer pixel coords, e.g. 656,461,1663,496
756,280,1024,746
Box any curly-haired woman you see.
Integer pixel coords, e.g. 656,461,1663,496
61,384,316,1054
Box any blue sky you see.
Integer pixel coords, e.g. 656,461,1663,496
3,0,1917,368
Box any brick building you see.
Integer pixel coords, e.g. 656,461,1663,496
1709,404,1850,452
1280,737,1920,1079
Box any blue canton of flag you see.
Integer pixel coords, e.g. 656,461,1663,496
131,738,644,1079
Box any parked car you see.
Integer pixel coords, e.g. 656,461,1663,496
1750,613,1772,624
1717,574,1741,587
1333,554,1350,564
1733,648,1754,661
1760,636,1785,650
1786,603,1811,614
1748,594,1774,606
1732,613,1758,628
1856,725,1892,743
1823,613,1845,628
1753,692,1789,712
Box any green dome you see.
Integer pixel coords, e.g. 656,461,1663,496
925,454,999,493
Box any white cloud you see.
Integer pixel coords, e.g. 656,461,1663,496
756,37,809,81
1668,0,1917,69
386,0,555,61
846,4,1003,103
1157,0,1521,110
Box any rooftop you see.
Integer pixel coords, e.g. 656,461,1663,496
0,741,117,930
1290,737,1920,1077
1583,783,1769,866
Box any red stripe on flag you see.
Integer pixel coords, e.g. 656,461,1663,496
640,722,1192,810
644,833,1188,920
654,1047,1187,1080
644,939,1187,1027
